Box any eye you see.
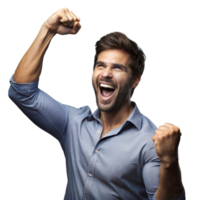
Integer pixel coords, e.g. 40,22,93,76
97,64,104,68
114,66,121,70
98,65,121,69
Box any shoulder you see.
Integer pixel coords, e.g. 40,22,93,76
63,103,93,120
137,112,157,151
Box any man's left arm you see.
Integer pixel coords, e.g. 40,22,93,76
152,123,185,200
154,161,184,200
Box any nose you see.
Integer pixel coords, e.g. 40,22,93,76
101,67,113,78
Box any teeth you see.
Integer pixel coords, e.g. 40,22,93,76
100,83,114,89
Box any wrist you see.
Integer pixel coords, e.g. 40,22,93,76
161,152,180,169
160,157,179,169
41,22,56,38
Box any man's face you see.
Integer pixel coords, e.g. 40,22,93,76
92,49,134,112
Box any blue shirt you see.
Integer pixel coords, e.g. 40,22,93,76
8,75,185,200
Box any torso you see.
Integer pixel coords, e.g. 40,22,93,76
100,104,135,139
100,131,107,139
100,126,122,139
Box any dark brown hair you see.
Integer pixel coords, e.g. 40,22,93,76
93,32,146,97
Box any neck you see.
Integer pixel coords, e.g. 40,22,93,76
100,101,134,131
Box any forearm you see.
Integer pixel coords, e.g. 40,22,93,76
155,161,183,200
13,23,55,83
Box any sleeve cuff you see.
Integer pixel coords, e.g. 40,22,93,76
177,186,185,200
152,186,185,200
9,75,39,96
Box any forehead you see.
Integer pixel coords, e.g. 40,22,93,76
98,49,129,59
97,49,130,66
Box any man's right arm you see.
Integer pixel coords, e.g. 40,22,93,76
9,8,81,144
13,8,81,83
13,23,55,83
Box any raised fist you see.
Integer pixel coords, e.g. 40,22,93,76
43,7,81,35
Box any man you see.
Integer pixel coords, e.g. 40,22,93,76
9,8,185,200
92,49,141,138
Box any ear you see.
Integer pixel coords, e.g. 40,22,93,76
131,75,141,89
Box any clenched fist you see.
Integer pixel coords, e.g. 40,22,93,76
44,8,81,35
152,123,182,168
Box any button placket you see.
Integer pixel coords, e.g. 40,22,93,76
83,142,101,200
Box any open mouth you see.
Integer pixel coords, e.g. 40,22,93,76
99,83,116,101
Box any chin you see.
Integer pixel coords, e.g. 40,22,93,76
96,97,116,113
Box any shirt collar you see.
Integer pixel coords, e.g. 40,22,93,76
88,101,143,130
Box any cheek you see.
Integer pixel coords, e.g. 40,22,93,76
92,72,98,87
91,74,97,88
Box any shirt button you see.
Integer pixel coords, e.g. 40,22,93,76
89,173,92,177
97,131,100,133
95,149,98,153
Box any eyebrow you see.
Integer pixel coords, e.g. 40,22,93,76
95,61,127,72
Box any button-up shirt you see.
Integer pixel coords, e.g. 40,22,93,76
8,75,185,200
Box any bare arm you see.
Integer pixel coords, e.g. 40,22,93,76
155,161,183,200
13,24,55,83
13,8,81,83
